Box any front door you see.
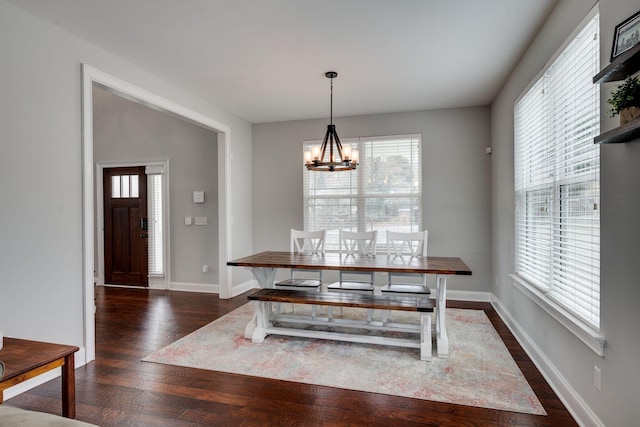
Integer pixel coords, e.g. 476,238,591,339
104,166,148,287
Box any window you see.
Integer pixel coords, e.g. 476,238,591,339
111,174,139,198
514,13,600,329
304,134,421,251
146,166,165,276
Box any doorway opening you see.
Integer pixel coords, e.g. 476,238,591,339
82,65,232,363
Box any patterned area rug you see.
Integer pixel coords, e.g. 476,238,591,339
143,302,545,415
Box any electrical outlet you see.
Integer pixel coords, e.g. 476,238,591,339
594,365,602,391
202,265,209,274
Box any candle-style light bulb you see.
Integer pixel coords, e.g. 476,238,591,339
343,146,351,161
312,147,321,161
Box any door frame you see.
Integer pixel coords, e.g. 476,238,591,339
97,160,170,290
82,64,233,362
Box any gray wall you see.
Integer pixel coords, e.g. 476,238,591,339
491,0,640,425
0,0,253,356
252,108,492,291
93,86,219,285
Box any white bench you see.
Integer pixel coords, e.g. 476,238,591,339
245,289,435,361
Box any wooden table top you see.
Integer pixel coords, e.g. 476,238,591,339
0,337,79,381
228,251,472,275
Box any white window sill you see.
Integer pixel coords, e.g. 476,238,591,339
509,274,605,356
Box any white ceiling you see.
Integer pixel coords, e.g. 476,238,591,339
9,0,557,124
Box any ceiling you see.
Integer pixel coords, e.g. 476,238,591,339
9,0,557,124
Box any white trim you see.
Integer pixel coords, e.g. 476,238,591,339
170,282,219,293
491,296,606,427
96,160,170,291
510,274,605,356
444,289,491,302
232,279,259,297
82,64,233,363
148,275,166,289
515,4,600,105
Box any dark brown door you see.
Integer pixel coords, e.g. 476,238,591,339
104,166,148,287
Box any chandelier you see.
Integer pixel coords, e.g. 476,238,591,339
304,72,358,172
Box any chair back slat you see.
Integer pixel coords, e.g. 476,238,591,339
340,230,377,256
291,229,326,254
386,230,428,258
385,230,429,290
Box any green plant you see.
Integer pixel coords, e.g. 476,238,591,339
607,75,640,117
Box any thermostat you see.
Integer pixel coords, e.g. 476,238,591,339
193,191,205,203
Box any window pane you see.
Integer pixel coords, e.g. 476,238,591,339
148,174,163,275
304,135,421,251
514,13,600,328
131,175,139,198
122,175,130,198
111,176,121,198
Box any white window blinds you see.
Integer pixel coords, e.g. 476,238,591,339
146,168,164,276
304,134,421,251
514,13,600,328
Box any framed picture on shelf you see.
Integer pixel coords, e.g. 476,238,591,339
611,10,640,61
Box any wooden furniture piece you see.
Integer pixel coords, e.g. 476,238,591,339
246,289,434,361
0,337,79,418
593,42,640,144
227,251,472,357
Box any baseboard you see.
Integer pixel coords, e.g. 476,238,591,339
2,347,87,401
170,282,219,293
232,279,259,297
491,295,605,427
445,289,491,302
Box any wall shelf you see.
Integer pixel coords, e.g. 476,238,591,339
594,117,640,144
593,43,640,144
593,43,640,84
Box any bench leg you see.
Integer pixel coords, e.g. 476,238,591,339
436,274,449,358
251,301,271,343
244,310,257,339
420,313,432,361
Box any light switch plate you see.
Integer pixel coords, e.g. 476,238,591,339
193,191,205,203
195,216,208,226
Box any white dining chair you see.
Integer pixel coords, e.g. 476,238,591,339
275,229,326,314
381,230,429,323
327,230,378,320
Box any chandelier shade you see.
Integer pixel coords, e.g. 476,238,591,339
305,72,358,172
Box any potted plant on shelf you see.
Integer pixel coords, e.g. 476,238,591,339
607,75,640,125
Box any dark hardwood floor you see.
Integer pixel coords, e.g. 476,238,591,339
6,286,578,426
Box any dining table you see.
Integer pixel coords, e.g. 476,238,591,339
227,250,472,357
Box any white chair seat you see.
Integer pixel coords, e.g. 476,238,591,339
327,280,375,292
275,278,322,288
380,283,430,294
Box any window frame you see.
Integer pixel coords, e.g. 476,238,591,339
512,7,604,355
303,134,422,252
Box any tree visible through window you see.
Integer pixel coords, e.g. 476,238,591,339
304,134,421,251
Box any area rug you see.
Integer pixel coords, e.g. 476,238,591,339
143,302,546,415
